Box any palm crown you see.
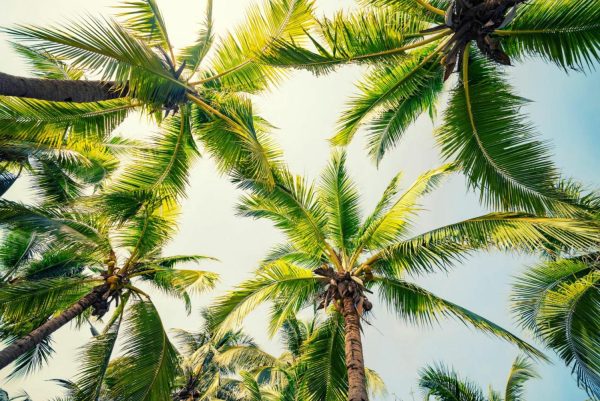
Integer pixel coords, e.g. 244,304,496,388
209,150,598,400
419,355,538,401
264,0,600,214
2,0,317,189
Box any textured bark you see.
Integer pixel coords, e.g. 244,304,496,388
342,296,368,401
0,285,107,370
0,72,126,103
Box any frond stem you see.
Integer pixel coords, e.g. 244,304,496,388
415,0,446,16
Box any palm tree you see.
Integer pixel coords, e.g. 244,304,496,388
170,312,385,401
265,0,600,214
511,182,599,398
170,310,276,401
0,0,316,187
419,355,537,401
0,124,219,388
208,151,599,401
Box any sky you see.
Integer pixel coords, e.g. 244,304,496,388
1,0,599,400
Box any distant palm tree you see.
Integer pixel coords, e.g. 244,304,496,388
2,0,316,187
419,355,537,401
171,312,385,401
209,151,598,401
265,0,600,214
512,182,599,398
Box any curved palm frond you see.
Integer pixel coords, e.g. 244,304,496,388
210,261,319,336
504,355,538,401
512,256,600,396
318,150,361,252
498,0,600,71
375,212,599,276
375,277,546,359
332,44,444,151
418,362,487,401
204,0,315,92
437,53,571,215
105,300,178,401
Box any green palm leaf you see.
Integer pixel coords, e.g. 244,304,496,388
0,277,95,323
210,261,319,336
504,355,538,401
297,313,347,401
332,44,444,152
206,0,315,93
107,300,178,401
318,150,361,252
375,277,546,359
498,0,600,71
113,110,199,199
512,256,600,395
418,362,487,401
118,0,173,53
375,212,599,275
437,52,570,214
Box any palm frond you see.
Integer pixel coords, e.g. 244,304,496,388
356,164,455,255
332,44,444,153
297,313,347,401
113,110,199,199
209,262,319,336
318,150,361,252
206,0,315,92
178,0,213,74
504,355,538,401
117,0,173,53
7,335,54,379
0,229,37,282
10,42,84,80
437,53,572,214
107,300,178,401
377,213,599,276
192,93,281,187
237,168,328,256
418,362,487,401
0,277,95,324
263,7,432,74
375,277,546,359
512,256,600,395
498,0,600,71
71,304,125,401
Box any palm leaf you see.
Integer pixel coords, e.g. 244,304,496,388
205,0,315,92
210,261,319,336
375,277,546,359
297,313,347,401
375,213,599,275
512,257,600,395
498,0,600,71
437,52,572,214
318,150,361,252
332,44,444,151
418,362,487,401
107,300,178,401
504,355,538,401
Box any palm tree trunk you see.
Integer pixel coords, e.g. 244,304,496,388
0,72,126,103
342,296,368,401
0,285,107,370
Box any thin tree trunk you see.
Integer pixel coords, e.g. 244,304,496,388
0,72,126,103
342,296,368,401
0,285,107,370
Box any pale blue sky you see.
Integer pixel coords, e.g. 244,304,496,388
1,1,598,400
